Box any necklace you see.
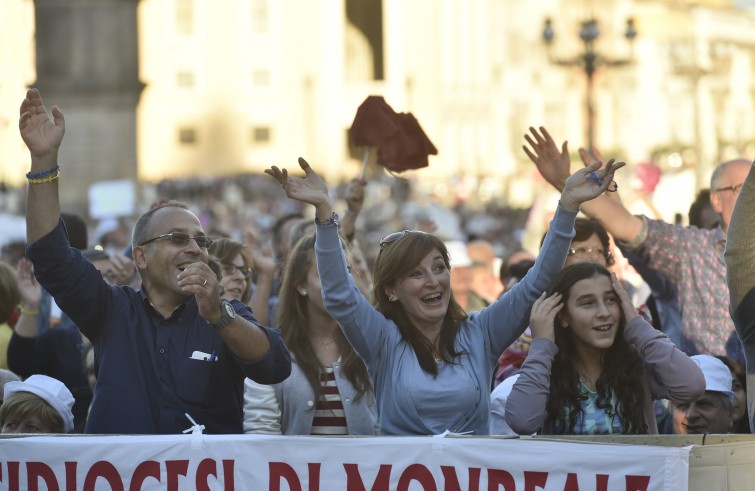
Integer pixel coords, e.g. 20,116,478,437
576,368,595,390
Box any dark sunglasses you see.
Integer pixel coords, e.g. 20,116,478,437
138,232,213,249
222,263,252,277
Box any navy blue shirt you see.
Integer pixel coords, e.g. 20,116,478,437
27,219,291,434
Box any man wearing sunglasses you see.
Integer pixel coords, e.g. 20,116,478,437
19,88,291,434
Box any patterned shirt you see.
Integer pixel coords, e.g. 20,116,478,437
627,216,733,356
311,366,348,435
556,384,622,435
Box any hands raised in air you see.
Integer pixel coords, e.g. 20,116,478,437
265,158,330,210
19,88,65,158
523,126,625,211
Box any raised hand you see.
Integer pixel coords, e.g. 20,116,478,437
577,146,608,168
345,177,367,214
610,272,638,323
16,257,41,309
109,252,137,287
19,88,65,158
523,126,571,192
244,230,277,278
529,292,563,342
559,159,626,212
264,157,330,209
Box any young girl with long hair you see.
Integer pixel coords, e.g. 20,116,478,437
243,234,377,435
506,262,704,435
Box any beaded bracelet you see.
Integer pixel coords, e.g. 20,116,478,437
314,211,339,226
26,165,60,180
18,304,39,317
28,170,61,185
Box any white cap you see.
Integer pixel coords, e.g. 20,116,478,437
444,240,472,268
4,374,75,432
690,355,735,399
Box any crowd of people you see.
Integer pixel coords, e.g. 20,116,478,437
0,88,751,439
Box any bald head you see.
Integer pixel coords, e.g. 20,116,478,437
709,159,751,232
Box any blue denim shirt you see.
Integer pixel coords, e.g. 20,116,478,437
27,219,291,434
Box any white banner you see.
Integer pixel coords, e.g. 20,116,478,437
0,435,690,490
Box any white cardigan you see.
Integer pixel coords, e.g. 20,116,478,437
243,359,378,435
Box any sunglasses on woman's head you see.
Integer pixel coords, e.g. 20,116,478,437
379,230,412,248
379,230,434,249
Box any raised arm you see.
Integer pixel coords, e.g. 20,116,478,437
265,158,335,226
11,258,41,339
19,89,65,245
524,127,643,243
339,177,367,243
265,158,389,363
478,152,625,354
245,230,276,326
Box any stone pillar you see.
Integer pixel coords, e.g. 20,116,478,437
32,0,143,218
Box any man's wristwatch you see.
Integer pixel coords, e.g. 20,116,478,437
210,299,237,329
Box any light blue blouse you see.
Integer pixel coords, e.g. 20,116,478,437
315,205,577,435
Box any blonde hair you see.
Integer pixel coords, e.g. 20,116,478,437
0,391,64,433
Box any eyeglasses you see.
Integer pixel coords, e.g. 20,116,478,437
138,232,213,249
567,247,608,258
222,263,252,277
715,183,745,197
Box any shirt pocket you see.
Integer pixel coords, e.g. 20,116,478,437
175,356,223,407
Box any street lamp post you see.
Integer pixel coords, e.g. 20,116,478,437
542,17,637,150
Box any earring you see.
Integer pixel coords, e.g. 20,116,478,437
388,295,397,302
298,288,307,296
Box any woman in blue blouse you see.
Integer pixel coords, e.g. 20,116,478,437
265,157,623,435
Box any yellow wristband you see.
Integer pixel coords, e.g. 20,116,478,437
18,304,39,317
28,170,61,185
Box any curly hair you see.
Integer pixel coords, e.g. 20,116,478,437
546,262,648,434
371,231,467,376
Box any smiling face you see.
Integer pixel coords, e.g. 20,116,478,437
386,248,451,333
220,253,249,302
561,274,621,358
133,207,209,302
